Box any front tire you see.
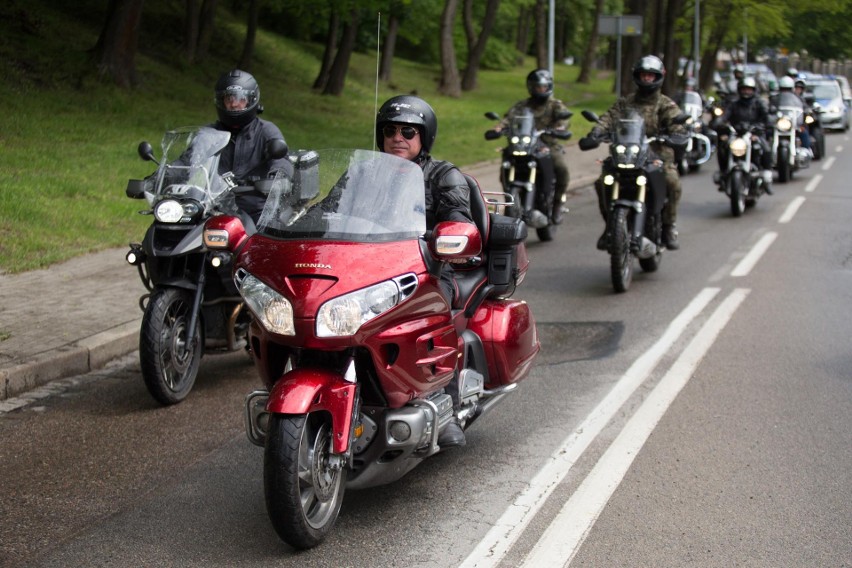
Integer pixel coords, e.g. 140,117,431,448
778,147,791,183
536,223,556,241
265,413,347,550
730,170,746,217
609,208,633,293
139,287,202,405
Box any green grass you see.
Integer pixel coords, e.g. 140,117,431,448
0,1,615,274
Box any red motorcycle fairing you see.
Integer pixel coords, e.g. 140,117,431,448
468,299,540,388
266,368,357,455
239,236,460,407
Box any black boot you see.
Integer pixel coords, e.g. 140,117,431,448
596,228,610,251
437,418,466,448
663,224,679,250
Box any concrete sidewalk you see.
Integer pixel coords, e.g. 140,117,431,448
0,142,606,402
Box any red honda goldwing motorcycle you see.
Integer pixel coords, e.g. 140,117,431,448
204,149,539,549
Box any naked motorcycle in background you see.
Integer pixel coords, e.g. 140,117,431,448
204,149,539,548
712,123,769,217
124,126,286,405
484,108,571,241
675,91,714,175
579,110,687,293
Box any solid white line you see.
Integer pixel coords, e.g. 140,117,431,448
520,288,750,568
731,232,777,277
458,287,720,568
804,174,822,193
779,196,806,224
822,156,836,171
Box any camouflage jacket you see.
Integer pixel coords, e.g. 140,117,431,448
593,90,685,163
499,96,571,147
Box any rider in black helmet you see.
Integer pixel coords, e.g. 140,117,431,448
493,69,573,224
212,69,291,221
376,94,474,448
718,76,774,193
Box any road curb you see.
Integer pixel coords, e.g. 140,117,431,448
0,322,139,400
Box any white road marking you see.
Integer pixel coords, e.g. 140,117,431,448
459,288,720,568
520,288,750,568
822,156,836,171
805,174,822,193
779,196,806,224
731,232,777,277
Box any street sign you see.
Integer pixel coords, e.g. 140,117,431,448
598,15,643,36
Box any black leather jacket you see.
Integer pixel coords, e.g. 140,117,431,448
420,156,474,229
212,117,292,182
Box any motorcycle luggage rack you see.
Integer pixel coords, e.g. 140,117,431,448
482,191,514,213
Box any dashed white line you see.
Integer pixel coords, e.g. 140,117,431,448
779,196,806,224
822,156,836,171
731,232,777,277
805,173,822,193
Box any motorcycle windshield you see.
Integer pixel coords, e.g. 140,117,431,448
679,92,703,119
256,149,426,242
611,111,647,167
149,126,233,209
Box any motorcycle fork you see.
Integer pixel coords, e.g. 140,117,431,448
185,252,208,350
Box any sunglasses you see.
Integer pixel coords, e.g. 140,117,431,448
382,125,419,140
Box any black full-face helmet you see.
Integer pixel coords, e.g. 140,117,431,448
375,95,438,156
632,55,666,94
526,69,554,102
737,77,757,99
214,69,261,129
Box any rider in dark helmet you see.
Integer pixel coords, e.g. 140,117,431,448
580,54,686,250
718,76,774,193
212,69,291,221
376,95,474,448
493,69,573,224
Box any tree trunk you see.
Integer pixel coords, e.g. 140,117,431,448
182,0,199,63
516,6,529,62
438,0,461,97
313,10,340,90
620,0,648,95
649,0,665,57
322,9,359,96
461,0,500,91
534,0,548,70
379,13,399,82
195,0,217,61
91,0,145,88
238,0,260,71
660,0,683,95
578,0,605,84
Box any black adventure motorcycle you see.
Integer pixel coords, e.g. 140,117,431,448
579,109,687,293
124,126,287,404
484,108,572,241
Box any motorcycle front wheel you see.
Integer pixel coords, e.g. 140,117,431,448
264,412,347,550
777,147,791,183
730,170,746,217
609,207,634,293
139,287,202,405
536,222,556,241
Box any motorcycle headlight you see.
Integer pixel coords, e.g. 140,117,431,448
154,199,201,223
317,280,401,337
510,136,520,144
713,107,724,117
730,137,748,157
805,115,814,124
238,273,295,336
776,117,793,132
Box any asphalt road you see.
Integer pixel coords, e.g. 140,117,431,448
2,136,851,568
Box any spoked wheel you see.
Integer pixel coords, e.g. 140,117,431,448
730,170,746,217
265,413,347,550
609,208,633,293
139,287,202,405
